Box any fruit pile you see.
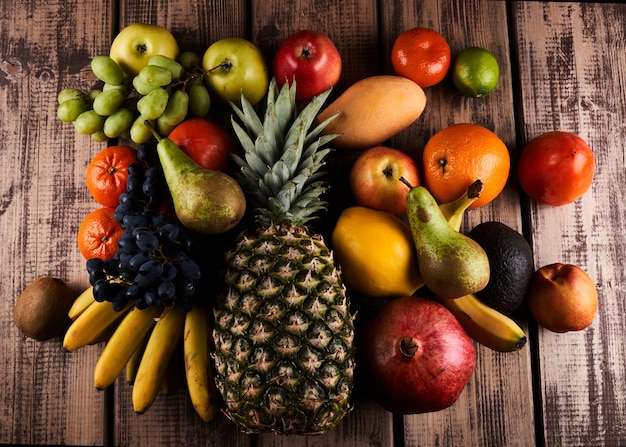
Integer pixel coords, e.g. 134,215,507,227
14,22,600,434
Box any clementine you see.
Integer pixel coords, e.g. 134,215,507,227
77,207,124,260
391,27,451,88
422,123,510,208
86,145,140,207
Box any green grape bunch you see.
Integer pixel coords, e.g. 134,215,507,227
56,52,212,143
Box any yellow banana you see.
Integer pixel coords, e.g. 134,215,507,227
441,294,527,352
132,306,185,414
439,179,484,232
161,342,184,396
68,286,95,320
93,305,162,390
125,335,149,385
63,300,133,352
184,303,220,422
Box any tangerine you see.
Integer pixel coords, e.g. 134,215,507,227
77,207,123,260
391,27,451,88
422,123,510,208
86,145,140,207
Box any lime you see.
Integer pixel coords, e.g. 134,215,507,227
452,47,500,98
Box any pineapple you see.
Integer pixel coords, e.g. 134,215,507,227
213,79,355,435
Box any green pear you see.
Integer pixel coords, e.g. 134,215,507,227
405,184,490,299
155,134,246,234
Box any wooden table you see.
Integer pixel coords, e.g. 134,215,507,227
2,1,624,445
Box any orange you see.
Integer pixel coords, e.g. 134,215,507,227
331,206,424,299
86,145,140,207
391,27,451,88
422,123,510,208
77,207,123,260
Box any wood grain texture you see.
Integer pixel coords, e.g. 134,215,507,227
1,0,625,446
513,2,626,446
0,0,114,445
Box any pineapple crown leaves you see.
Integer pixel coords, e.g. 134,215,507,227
230,78,338,227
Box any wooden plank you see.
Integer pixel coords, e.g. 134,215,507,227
379,1,537,446
110,1,251,446
512,2,626,446
0,0,115,445
250,1,394,446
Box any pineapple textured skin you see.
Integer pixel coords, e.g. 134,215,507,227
214,224,355,434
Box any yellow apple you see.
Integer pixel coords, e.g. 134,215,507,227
109,23,179,77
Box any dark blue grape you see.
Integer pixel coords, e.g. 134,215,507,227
123,214,149,229
135,230,159,252
139,259,164,278
86,258,104,274
118,232,138,254
144,288,160,306
157,223,179,242
111,292,128,311
180,259,202,280
157,281,176,300
129,252,151,271
93,278,112,302
125,283,143,300
160,261,177,282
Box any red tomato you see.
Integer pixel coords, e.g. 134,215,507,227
517,131,595,206
168,118,237,171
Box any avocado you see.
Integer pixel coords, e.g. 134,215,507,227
467,221,534,314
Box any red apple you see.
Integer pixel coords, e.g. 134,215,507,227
527,263,598,333
168,118,237,171
273,30,342,102
360,296,476,414
349,145,419,215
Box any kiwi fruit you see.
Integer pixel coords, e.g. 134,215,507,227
13,277,75,341
467,221,534,314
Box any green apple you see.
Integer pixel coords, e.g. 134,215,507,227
109,23,180,77
202,38,269,106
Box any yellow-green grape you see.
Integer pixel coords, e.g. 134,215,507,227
87,89,102,102
160,90,189,126
132,75,157,96
90,55,126,86
56,97,88,122
178,51,202,71
130,115,154,144
156,90,189,135
136,87,169,120
188,83,210,117
103,108,135,138
92,89,125,116
57,87,84,104
103,81,130,94
91,130,109,143
73,110,105,135
148,55,183,79
138,65,172,88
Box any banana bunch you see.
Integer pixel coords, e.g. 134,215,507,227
437,181,528,352
63,288,220,421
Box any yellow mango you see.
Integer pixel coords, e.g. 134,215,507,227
317,75,426,149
